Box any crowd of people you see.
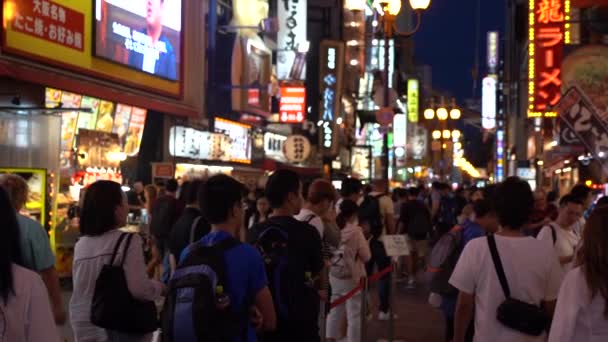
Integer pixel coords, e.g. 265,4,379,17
0,170,607,342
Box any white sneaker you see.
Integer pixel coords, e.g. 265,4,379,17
378,311,398,321
407,277,416,289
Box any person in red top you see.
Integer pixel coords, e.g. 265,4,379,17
524,189,552,237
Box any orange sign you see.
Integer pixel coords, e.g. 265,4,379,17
2,0,180,97
528,0,568,118
279,87,306,123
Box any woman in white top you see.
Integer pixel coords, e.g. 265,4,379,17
325,199,371,342
70,181,165,342
0,187,59,342
549,206,608,342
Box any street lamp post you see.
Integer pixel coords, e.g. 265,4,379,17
425,97,461,180
376,0,430,181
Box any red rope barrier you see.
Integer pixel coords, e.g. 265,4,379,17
329,265,393,310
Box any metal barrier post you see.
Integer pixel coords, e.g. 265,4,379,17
388,261,395,342
360,277,368,342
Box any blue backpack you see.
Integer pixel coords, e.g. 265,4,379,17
161,237,244,342
255,225,291,320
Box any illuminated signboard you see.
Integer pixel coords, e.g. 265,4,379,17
496,129,505,182
407,79,419,123
393,114,406,147
482,76,497,130
214,118,252,164
264,132,287,162
277,0,307,81
487,31,499,73
528,0,568,118
319,40,344,156
4,0,180,96
279,87,306,123
169,126,227,161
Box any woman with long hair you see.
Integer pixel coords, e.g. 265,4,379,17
325,199,371,342
70,180,165,342
549,207,608,341
248,194,271,229
0,187,59,341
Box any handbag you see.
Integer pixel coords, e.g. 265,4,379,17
91,233,159,334
487,235,549,336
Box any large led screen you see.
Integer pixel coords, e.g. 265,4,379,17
94,0,182,81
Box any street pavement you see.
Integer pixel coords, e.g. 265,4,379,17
58,272,445,342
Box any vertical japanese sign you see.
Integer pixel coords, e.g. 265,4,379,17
319,40,345,157
393,114,406,147
277,0,307,81
496,129,505,182
407,79,419,123
487,31,499,73
482,76,497,130
528,0,568,118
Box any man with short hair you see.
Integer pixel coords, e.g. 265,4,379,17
177,175,276,341
128,0,177,79
450,177,563,342
249,170,324,342
0,174,66,325
150,178,181,282
337,177,363,212
569,184,593,235
537,194,584,272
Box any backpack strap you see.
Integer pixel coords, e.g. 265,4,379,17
189,216,202,244
109,232,129,266
487,235,511,299
119,233,135,266
304,214,317,224
548,223,557,245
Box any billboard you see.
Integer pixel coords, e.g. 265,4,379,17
319,40,345,156
279,87,306,123
407,79,419,123
3,0,181,96
482,76,497,130
214,118,252,164
94,0,182,81
277,0,307,81
487,31,499,73
528,0,567,117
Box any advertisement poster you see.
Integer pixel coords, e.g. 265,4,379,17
45,87,62,107
76,129,122,168
79,96,101,130
112,103,133,144
351,146,372,181
123,106,147,155
94,0,182,81
95,100,115,132
215,118,252,164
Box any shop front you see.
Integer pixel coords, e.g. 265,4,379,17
1,0,206,277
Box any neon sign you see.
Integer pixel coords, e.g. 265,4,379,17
528,0,569,118
319,41,344,155
407,79,419,123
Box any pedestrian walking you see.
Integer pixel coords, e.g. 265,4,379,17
249,170,324,342
0,186,60,342
326,199,371,342
163,175,275,341
70,180,165,342
548,207,608,341
449,177,563,342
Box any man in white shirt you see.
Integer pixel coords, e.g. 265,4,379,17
449,177,563,342
537,194,583,272
295,179,337,238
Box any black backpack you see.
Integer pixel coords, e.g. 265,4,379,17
436,195,458,233
161,237,244,342
359,194,384,240
255,223,292,321
150,196,177,239
405,201,433,239
427,225,464,296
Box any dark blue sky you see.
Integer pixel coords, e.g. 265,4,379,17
413,0,506,102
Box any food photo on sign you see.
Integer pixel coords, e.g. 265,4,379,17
94,0,182,81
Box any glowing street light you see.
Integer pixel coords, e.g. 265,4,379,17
442,129,451,139
409,0,431,10
450,108,461,120
452,130,461,140
436,107,448,121
424,108,435,120
432,130,441,140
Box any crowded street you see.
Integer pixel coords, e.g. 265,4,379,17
2,0,608,341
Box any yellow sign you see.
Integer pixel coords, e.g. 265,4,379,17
2,0,180,96
407,79,419,123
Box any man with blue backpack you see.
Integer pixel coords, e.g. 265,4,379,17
162,175,276,341
248,170,325,342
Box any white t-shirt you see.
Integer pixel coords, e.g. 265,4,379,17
0,264,60,342
295,208,324,238
537,223,580,272
549,267,608,342
449,235,564,342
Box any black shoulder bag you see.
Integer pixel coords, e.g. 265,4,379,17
91,233,159,333
487,235,549,336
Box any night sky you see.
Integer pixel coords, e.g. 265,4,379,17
414,0,506,102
